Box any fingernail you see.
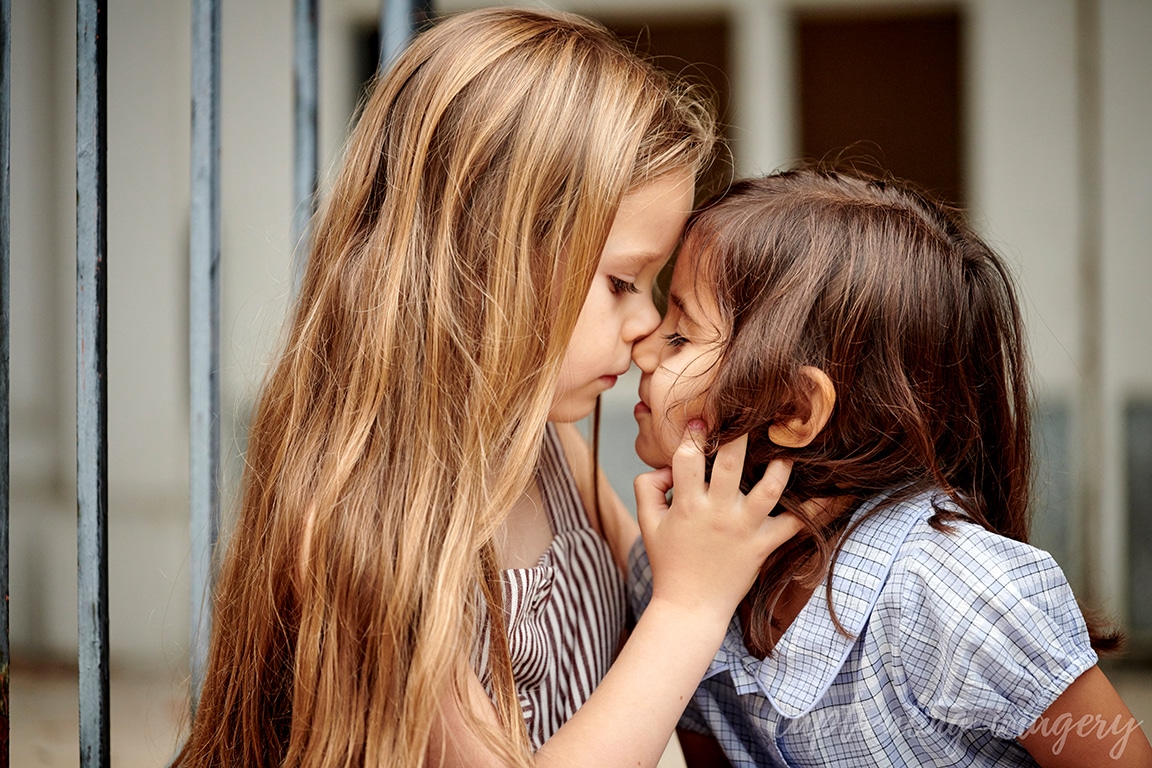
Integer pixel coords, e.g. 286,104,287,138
687,420,705,433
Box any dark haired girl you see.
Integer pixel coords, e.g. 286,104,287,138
629,169,1152,767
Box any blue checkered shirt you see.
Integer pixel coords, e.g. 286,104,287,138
628,491,1098,767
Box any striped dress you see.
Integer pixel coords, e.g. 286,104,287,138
474,424,628,750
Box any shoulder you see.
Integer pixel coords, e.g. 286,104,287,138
881,512,1088,648
889,516,1077,617
874,510,1096,738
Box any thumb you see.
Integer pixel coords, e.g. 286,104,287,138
634,466,673,537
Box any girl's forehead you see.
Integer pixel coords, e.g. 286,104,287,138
599,247,665,275
668,249,723,331
669,244,710,293
600,171,695,273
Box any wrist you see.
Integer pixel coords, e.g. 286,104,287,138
644,592,738,638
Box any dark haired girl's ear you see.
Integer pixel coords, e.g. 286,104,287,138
767,366,836,448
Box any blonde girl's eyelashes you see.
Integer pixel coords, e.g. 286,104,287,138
663,331,688,348
609,275,640,295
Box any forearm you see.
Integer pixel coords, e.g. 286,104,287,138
534,433,799,766
432,598,729,768
534,597,730,768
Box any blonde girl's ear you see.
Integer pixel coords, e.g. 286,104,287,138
767,366,836,448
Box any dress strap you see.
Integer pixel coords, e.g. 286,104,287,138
537,424,588,535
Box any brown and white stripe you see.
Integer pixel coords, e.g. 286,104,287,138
474,424,628,750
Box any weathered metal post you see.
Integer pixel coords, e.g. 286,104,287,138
189,0,222,708
76,0,110,765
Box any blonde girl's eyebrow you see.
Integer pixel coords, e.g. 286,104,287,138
607,249,668,275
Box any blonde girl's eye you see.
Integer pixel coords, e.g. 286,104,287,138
609,276,640,295
663,332,688,348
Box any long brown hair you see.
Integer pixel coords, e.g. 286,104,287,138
175,8,715,767
682,168,1116,656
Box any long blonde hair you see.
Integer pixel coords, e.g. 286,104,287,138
176,8,715,767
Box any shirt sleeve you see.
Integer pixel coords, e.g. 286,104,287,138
888,524,1098,740
626,536,654,620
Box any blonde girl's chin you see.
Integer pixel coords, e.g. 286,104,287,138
546,391,601,424
546,403,592,424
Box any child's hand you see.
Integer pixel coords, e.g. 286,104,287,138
635,421,802,624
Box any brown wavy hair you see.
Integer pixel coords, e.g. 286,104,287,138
174,8,715,768
680,168,1118,657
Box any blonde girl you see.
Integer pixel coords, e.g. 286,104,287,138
175,8,801,768
629,169,1152,767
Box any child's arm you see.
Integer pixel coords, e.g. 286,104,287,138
431,427,802,767
1017,665,1151,767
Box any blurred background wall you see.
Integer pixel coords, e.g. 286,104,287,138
9,0,1151,709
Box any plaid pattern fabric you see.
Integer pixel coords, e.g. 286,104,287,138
628,492,1097,767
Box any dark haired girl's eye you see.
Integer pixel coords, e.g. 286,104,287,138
663,332,688,348
609,276,640,295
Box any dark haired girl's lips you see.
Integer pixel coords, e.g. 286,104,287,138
634,401,651,418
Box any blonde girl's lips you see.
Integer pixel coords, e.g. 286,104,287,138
599,374,618,389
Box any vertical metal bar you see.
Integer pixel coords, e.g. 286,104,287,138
1075,0,1103,609
189,0,221,708
292,0,318,289
0,0,10,763
379,0,433,73
76,0,110,766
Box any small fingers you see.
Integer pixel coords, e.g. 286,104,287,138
670,421,708,497
708,433,749,505
745,458,793,515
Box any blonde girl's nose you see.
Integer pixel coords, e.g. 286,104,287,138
624,296,662,344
